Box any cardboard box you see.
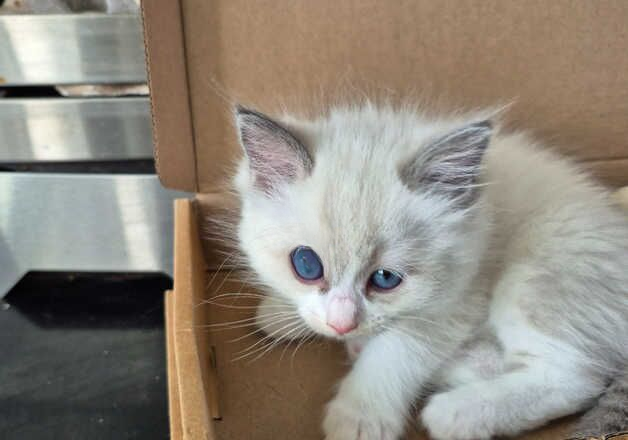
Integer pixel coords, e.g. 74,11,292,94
142,2,628,439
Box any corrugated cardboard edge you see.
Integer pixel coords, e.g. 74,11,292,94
141,1,198,192
165,289,183,440
172,199,215,440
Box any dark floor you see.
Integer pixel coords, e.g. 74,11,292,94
0,273,171,440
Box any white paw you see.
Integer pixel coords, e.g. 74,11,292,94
324,395,403,440
421,390,494,440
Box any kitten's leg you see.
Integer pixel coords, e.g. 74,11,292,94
422,359,604,439
324,330,441,440
437,327,505,388
423,267,608,440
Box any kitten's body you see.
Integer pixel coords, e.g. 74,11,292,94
233,104,628,439
423,136,628,438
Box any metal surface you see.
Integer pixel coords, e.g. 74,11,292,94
0,0,140,14
0,173,188,297
0,97,152,162
0,15,146,86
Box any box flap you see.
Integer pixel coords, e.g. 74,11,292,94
142,1,198,191
143,1,628,193
171,199,217,439
165,290,184,440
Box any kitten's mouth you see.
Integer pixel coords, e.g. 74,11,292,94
325,321,376,340
318,323,359,339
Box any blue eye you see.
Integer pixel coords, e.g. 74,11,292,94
290,246,324,281
369,269,402,290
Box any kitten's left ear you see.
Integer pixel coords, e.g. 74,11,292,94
235,106,313,194
401,120,492,207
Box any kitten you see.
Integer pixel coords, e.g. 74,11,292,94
232,103,628,440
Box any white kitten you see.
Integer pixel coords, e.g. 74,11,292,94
232,103,628,439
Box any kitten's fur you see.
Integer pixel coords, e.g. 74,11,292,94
232,103,628,439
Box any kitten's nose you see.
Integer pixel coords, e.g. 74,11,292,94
328,321,358,335
326,294,358,335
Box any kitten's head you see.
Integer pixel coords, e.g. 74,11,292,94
234,104,492,339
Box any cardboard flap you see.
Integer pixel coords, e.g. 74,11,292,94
171,199,217,439
142,1,197,191
165,290,183,440
143,0,628,193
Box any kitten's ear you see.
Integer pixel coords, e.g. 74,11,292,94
235,106,313,194
401,121,492,207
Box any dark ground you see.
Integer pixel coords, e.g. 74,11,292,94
0,273,171,440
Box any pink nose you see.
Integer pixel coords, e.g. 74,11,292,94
328,321,358,335
326,294,358,335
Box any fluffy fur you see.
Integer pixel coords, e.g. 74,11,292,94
574,369,628,437
232,103,628,439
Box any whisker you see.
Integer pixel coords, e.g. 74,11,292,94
229,314,301,342
203,302,294,311
232,323,299,361
290,330,317,369
205,252,236,291
202,292,267,302
236,321,306,363
251,324,307,364
210,265,238,301
233,319,301,357
280,326,309,361
197,310,295,329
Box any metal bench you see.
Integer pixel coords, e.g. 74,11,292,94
0,9,186,297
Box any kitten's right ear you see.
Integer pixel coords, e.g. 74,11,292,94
235,106,313,194
401,120,492,207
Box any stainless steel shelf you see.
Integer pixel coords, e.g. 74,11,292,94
0,97,152,162
0,173,188,296
0,14,146,86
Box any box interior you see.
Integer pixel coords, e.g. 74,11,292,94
166,199,585,440
143,1,628,438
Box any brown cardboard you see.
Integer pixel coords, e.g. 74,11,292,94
142,2,628,438
169,198,585,440
141,0,197,191
165,290,183,440
587,159,628,189
143,0,628,193
170,199,216,439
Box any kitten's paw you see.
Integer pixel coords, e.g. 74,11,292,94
421,390,493,440
323,396,402,440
